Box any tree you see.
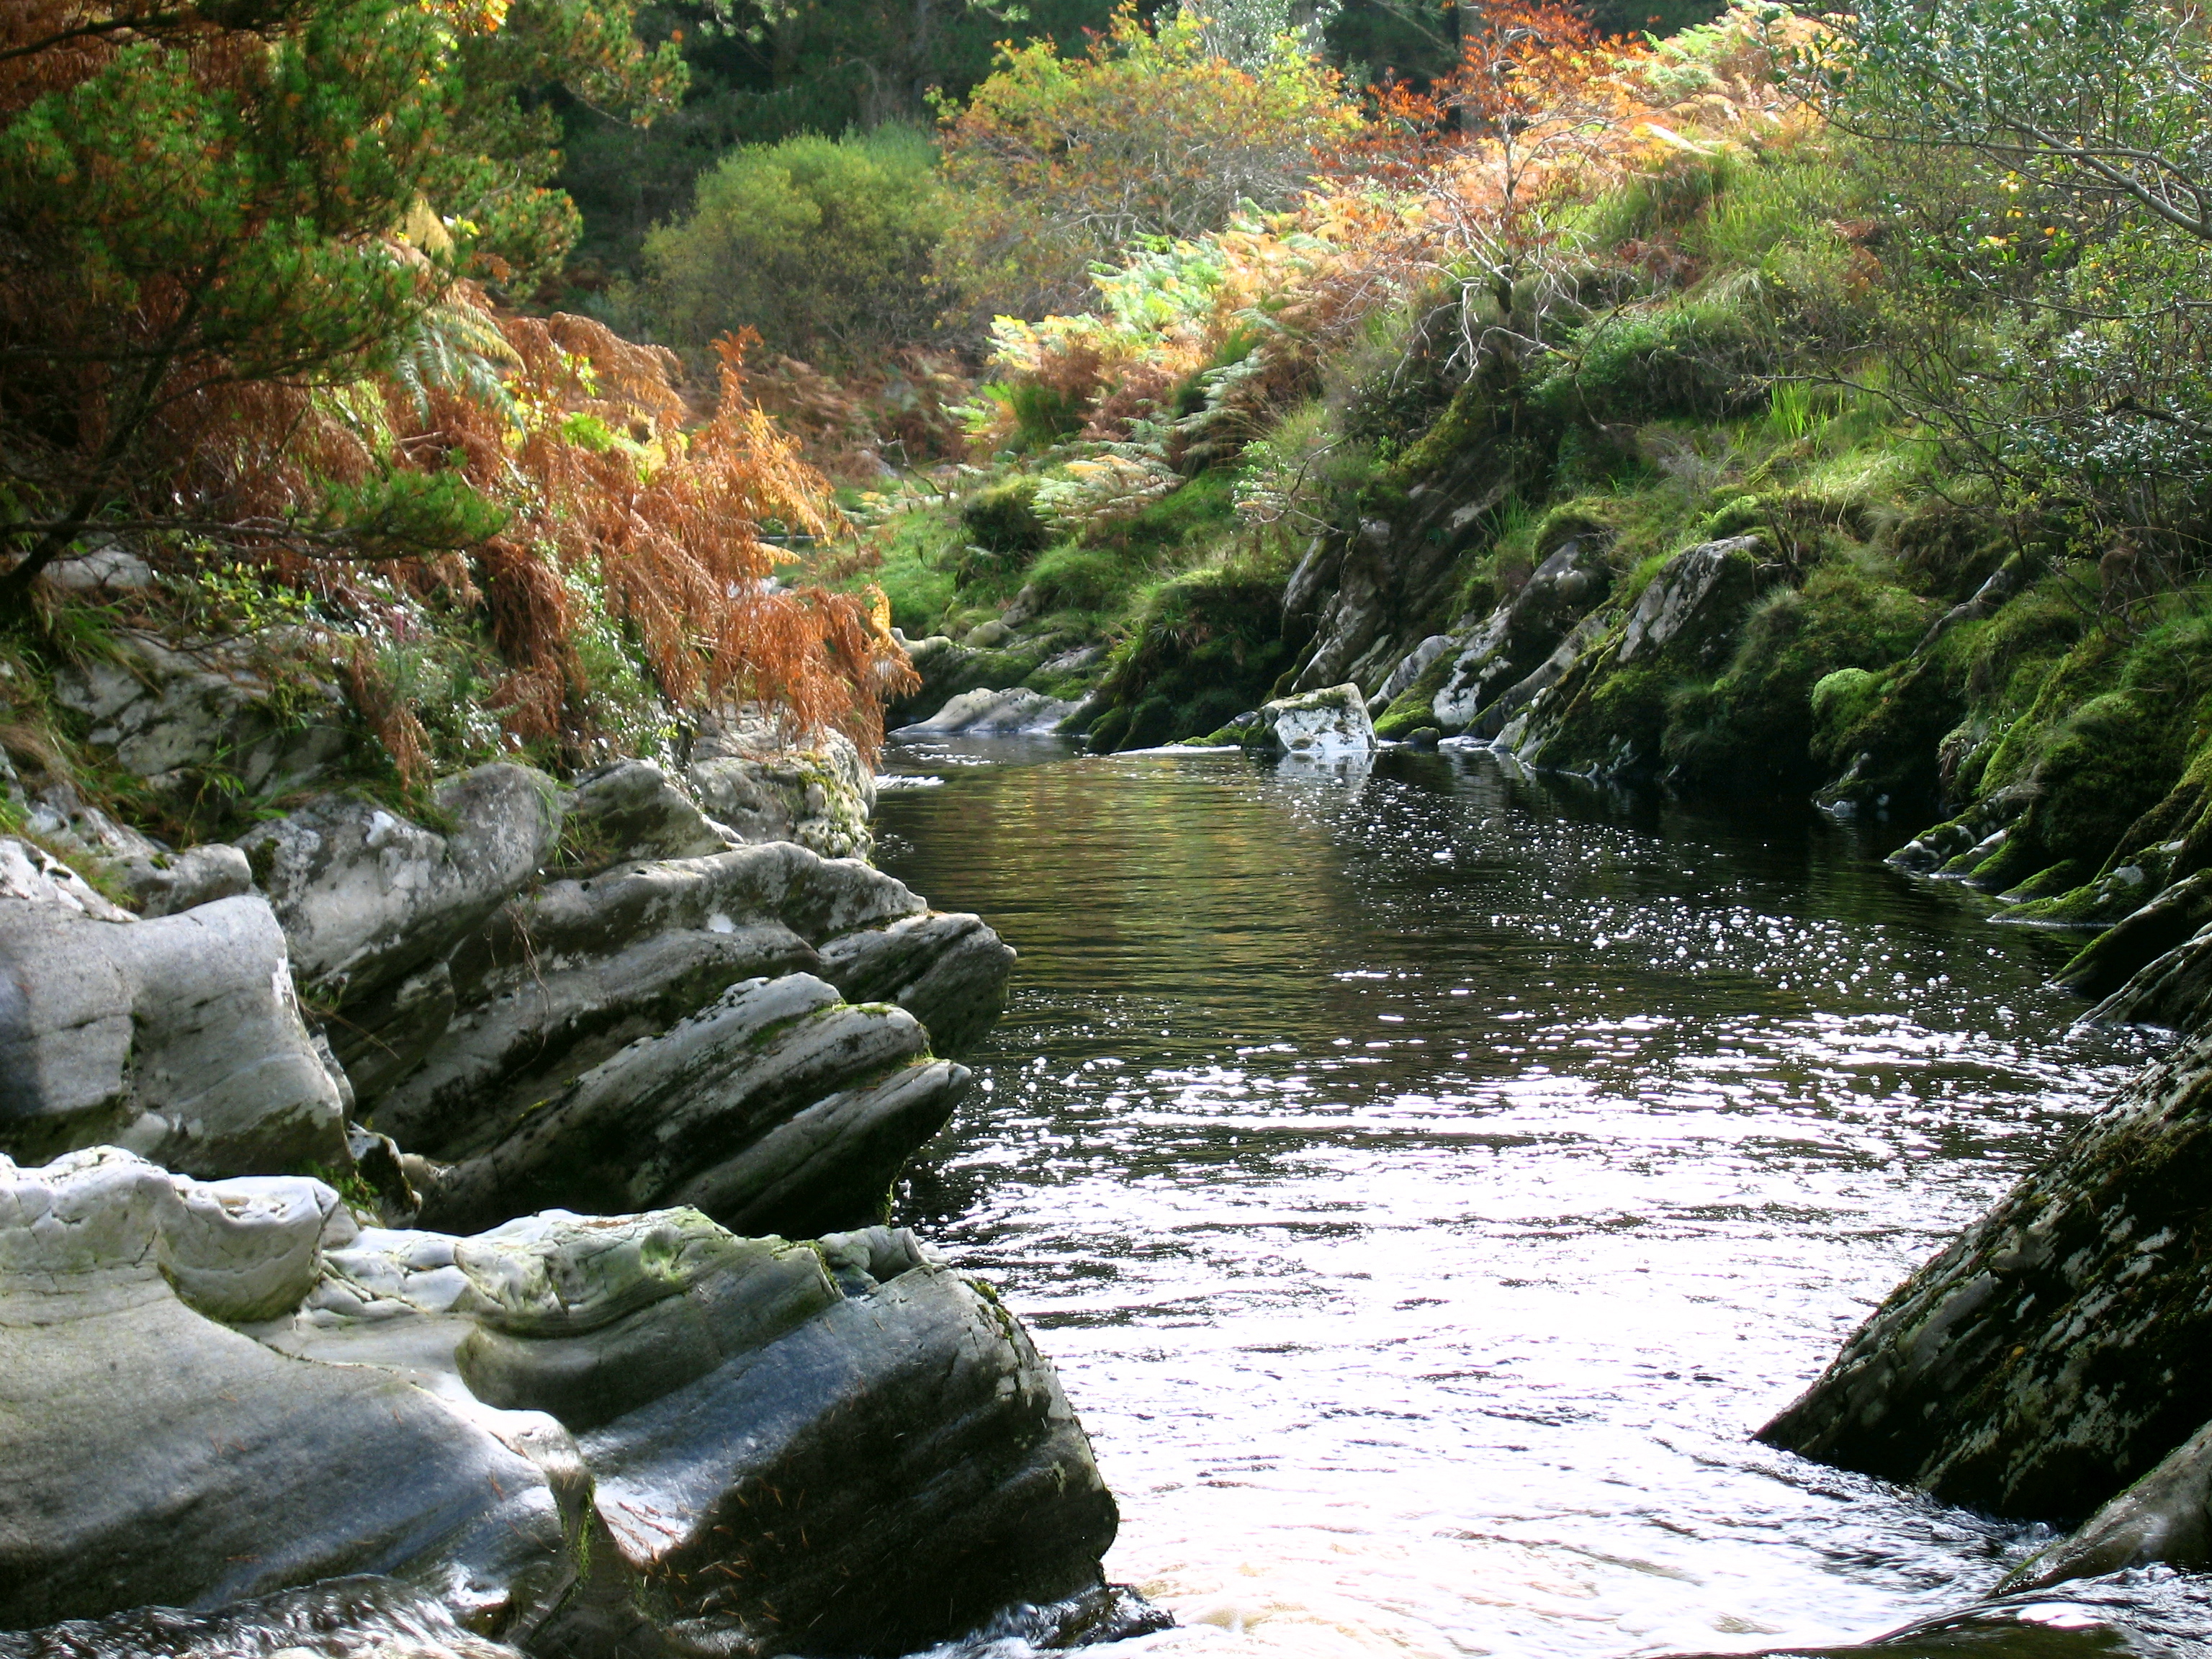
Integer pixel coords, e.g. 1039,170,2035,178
0,0,678,613
641,126,953,361
1804,0,2212,557
938,3,1359,315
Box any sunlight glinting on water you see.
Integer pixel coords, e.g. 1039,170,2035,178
876,740,2179,1659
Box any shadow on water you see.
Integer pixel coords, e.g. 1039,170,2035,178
873,738,2206,1659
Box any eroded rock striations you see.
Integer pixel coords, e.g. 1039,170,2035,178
0,1151,1120,1655
1758,1033,2212,1526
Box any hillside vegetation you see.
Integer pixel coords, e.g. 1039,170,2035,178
7,0,2212,1007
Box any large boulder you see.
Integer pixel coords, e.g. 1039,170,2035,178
1759,1033,2212,1522
0,1149,576,1635
48,630,351,827
365,843,1010,1158
456,1210,1118,1657
0,840,348,1176
551,759,734,878
896,685,1080,737
817,911,1016,1056
413,974,969,1239
236,764,561,1007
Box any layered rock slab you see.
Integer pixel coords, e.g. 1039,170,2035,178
413,974,968,1238
1759,1033,2212,1521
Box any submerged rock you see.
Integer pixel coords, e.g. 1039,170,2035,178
0,1150,1120,1655
0,1575,526,1659
896,685,1080,737
1759,1033,2212,1522
0,840,348,1176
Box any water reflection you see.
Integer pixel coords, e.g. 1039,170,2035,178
874,740,2195,1659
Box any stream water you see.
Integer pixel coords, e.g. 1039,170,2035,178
873,738,2212,1659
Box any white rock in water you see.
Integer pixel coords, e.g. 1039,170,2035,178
1256,683,1377,757
897,686,1079,737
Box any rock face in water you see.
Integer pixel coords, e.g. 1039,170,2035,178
1251,684,1377,758
1760,1033,2212,1522
0,1149,1118,1655
2005,1417,2212,1591
0,839,349,1177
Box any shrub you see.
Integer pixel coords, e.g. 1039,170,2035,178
961,481,1051,557
643,127,950,364
1540,289,1774,423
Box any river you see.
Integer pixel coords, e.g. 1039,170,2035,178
873,737,2211,1659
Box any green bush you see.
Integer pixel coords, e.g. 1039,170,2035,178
643,127,950,364
961,480,1050,557
1540,292,1773,424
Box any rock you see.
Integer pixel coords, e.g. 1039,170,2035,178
302,1206,1118,1655
414,973,969,1238
815,910,1017,1054
2083,920,2212,1035
688,711,876,861
2057,869,2212,1003
363,842,955,1151
896,685,1081,737
0,1575,528,1659
552,759,734,877
122,842,256,919
1369,634,1455,714
1759,1033,2212,1521
236,764,560,1007
1288,436,1524,699
1250,684,1377,759
964,618,1014,649
0,835,131,921
49,630,349,823
0,1148,576,1633
4,1148,1122,1657
1614,535,1763,667
38,541,154,593
886,632,979,727
2004,1416,2212,1591
582,1252,1115,1656
0,849,349,1175
1887,786,2033,875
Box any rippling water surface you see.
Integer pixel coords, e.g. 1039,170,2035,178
872,739,2199,1659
